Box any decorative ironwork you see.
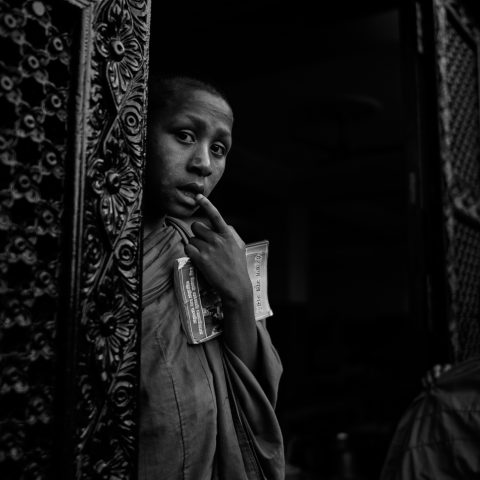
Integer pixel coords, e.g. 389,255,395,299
434,0,480,361
0,0,74,478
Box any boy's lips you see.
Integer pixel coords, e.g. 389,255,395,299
177,183,205,204
178,182,205,195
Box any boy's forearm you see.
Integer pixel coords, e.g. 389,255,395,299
222,288,258,373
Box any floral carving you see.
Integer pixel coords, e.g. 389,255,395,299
118,80,145,165
86,293,135,376
96,1,143,108
72,0,149,478
81,223,105,294
1,0,149,478
89,152,139,245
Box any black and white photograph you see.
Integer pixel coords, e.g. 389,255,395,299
1,0,480,479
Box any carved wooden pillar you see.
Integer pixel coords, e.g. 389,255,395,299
0,0,151,478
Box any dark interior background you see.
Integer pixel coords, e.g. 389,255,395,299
149,1,433,478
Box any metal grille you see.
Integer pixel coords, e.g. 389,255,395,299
452,220,480,360
445,14,480,196
442,6,480,361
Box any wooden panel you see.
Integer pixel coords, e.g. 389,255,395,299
0,1,77,477
0,0,151,478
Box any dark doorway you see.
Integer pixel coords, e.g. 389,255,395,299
149,2,427,478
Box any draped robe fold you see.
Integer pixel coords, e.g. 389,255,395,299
139,218,285,480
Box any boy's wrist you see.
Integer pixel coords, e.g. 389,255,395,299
221,284,253,310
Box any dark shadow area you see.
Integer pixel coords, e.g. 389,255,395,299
149,1,430,478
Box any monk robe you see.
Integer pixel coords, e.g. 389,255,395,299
139,217,285,480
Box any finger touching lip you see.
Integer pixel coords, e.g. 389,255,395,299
176,189,199,207
180,182,205,195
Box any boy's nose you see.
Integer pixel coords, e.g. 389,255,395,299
188,145,212,177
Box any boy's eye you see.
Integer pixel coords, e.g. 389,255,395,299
210,143,227,157
175,130,195,144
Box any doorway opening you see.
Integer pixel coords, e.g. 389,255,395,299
148,2,426,477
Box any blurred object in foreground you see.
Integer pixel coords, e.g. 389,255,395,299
380,356,480,480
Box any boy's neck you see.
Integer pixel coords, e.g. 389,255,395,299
143,215,167,237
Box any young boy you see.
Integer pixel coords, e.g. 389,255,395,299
140,76,285,480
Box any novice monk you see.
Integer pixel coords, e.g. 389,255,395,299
139,75,285,480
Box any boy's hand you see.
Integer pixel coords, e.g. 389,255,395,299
187,195,258,372
185,194,252,306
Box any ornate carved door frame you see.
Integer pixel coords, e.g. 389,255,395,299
0,0,151,478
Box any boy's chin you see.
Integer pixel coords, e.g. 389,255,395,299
166,203,198,220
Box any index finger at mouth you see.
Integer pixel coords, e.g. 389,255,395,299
195,194,229,234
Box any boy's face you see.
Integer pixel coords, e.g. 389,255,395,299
147,89,233,219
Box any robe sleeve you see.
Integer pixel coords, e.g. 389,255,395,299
221,320,285,480
203,319,285,480
225,319,283,407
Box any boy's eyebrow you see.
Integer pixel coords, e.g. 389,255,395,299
182,113,233,139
